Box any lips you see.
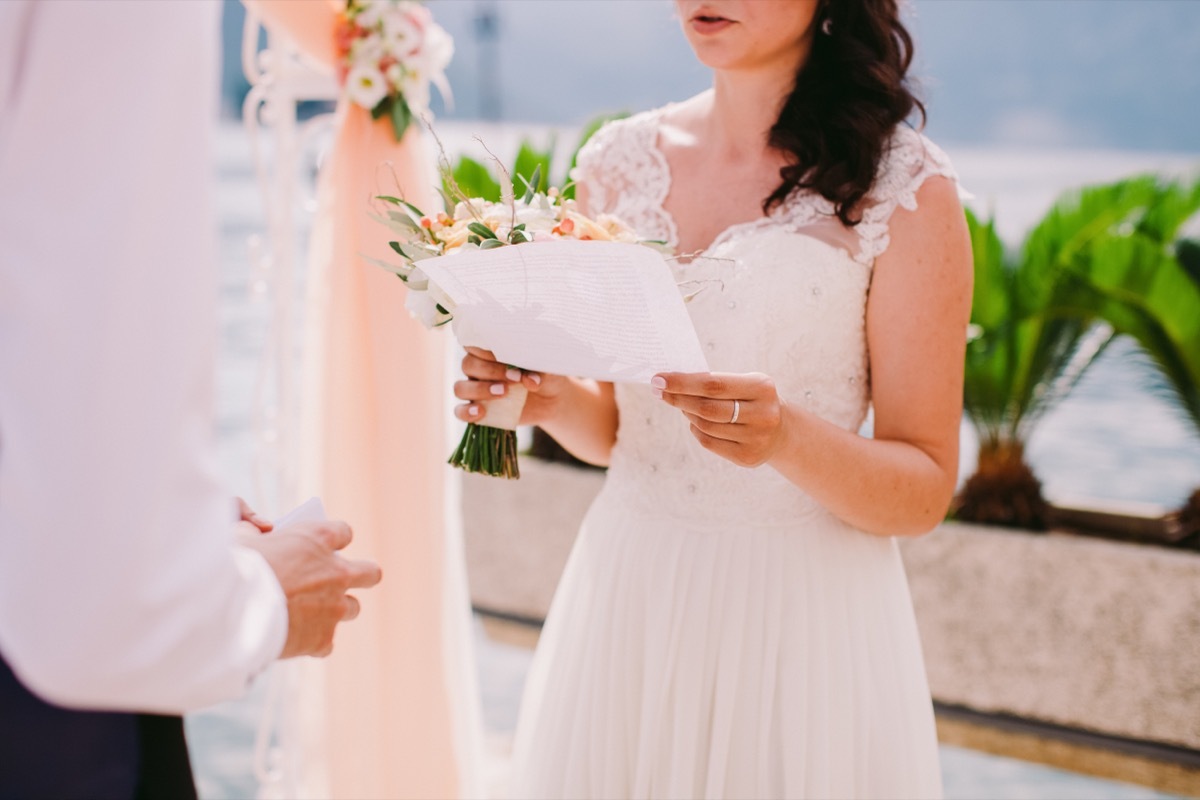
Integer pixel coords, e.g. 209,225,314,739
690,10,736,34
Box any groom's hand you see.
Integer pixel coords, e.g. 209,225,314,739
242,520,383,659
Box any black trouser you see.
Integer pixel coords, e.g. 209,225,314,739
0,653,196,800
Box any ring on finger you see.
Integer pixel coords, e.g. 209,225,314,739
729,399,741,424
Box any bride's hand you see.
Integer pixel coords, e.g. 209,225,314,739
653,371,788,468
454,346,568,426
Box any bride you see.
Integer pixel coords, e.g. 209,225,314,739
455,0,971,797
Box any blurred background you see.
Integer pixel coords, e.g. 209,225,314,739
191,1,1200,798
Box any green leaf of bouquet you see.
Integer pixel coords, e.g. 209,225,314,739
404,243,439,262
479,238,507,250
369,213,420,238
389,95,413,141
387,210,424,232
468,222,499,240
371,97,391,121
521,164,543,203
514,138,553,193
388,240,436,262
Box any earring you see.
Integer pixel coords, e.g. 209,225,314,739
821,17,833,35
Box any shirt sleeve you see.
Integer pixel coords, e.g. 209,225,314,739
0,0,288,713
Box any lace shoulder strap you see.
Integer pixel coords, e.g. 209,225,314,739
570,109,676,243
854,126,959,266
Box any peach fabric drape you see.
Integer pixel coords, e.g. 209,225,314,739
244,3,472,797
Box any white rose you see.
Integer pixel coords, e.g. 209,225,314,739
515,204,558,233
385,62,405,90
353,1,387,30
414,24,454,73
382,12,422,57
400,73,431,114
345,64,389,110
349,32,386,66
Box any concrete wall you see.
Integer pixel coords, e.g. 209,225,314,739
462,462,1200,750
903,522,1200,751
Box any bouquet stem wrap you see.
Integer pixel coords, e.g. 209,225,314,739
448,383,527,479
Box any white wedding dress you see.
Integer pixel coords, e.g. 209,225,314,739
509,107,956,800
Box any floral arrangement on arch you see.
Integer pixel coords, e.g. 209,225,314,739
335,0,453,141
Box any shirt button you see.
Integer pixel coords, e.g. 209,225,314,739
726,300,737,310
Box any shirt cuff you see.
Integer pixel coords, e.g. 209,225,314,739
232,544,289,682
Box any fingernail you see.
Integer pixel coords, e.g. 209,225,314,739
468,405,480,417
650,376,667,390
528,373,541,386
505,368,521,382
652,388,663,399
490,383,505,396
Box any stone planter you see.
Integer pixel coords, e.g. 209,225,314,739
462,458,602,621
901,521,1200,751
462,462,1200,755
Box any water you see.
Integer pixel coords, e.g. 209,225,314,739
190,122,1200,798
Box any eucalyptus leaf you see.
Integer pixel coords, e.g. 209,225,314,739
480,238,507,250
468,222,498,240
396,198,427,219
370,213,422,238
387,210,424,232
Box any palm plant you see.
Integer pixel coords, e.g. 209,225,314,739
956,176,1184,529
1056,178,1200,542
441,112,627,207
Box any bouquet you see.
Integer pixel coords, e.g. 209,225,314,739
336,0,453,141
369,166,667,478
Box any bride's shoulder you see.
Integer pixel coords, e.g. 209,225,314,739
575,108,663,165
573,94,704,171
870,125,958,208
847,126,963,266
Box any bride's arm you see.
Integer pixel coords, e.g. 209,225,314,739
655,177,972,537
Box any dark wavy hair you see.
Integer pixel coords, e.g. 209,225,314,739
764,0,925,226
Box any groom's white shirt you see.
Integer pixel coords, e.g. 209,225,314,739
0,0,288,712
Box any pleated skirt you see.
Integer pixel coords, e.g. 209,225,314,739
508,489,943,800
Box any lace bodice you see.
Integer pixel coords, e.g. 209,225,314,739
572,108,957,526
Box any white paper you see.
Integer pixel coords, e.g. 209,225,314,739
415,240,709,382
273,497,326,527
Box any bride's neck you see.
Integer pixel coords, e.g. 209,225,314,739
704,62,800,160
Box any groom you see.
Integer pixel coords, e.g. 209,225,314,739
0,2,381,798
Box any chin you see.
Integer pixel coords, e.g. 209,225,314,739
682,35,746,71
